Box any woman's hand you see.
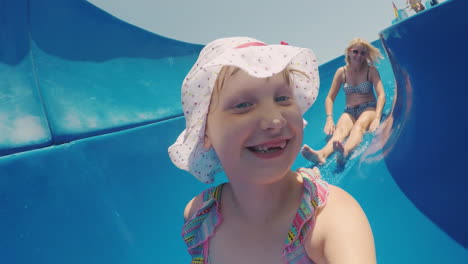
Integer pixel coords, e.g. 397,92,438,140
368,117,380,132
324,116,335,135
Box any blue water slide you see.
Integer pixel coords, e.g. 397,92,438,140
1,0,202,153
379,0,468,249
0,0,466,263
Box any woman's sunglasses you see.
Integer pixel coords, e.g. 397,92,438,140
351,49,367,56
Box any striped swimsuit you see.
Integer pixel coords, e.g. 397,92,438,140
181,167,329,264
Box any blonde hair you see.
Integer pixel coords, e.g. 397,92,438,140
210,66,306,111
208,65,292,112
344,38,383,66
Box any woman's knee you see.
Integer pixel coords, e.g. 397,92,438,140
351,123,367,135
334,124,353,137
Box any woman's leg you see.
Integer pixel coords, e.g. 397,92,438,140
302,113,355,164
335,109,376,165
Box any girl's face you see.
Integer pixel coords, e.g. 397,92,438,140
348,44,368,65
204,69,303,184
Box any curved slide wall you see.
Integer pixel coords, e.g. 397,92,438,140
0,0,467,263
380,0,468,248
0,0,202,156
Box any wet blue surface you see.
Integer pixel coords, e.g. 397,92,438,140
0,0,466,263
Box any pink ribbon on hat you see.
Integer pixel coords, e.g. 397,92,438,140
235,41,289,49
235,42,267,49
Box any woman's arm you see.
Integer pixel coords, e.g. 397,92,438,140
368,66,386,132
371,66,386,120
325,68,343,116
323,68,344,135
306,185,376,264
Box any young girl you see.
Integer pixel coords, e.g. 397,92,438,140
302,38,386,166
169,37,375,264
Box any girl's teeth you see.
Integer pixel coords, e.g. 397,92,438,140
279,141,286,148
250,140,288,153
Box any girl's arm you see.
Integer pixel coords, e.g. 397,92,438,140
306,185,376,264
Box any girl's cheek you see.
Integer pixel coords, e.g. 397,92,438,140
285,107,303,121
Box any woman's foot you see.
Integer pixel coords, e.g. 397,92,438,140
333,141,348,166
302,145,326,164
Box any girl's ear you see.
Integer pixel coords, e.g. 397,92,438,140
203,135,212,150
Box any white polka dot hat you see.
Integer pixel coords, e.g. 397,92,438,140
168,37,319,183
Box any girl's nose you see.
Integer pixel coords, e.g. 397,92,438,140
260,115,287,131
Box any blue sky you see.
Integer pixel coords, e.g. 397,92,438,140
88,0,446,63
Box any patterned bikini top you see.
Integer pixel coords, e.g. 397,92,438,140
181,167,329,264
342,66,374,95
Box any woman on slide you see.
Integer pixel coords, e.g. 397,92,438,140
302,38,386,166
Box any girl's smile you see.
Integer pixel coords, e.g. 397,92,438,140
246,138,290,159
204,67,303,183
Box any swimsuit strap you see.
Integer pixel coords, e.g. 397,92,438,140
181,184,224,264
367,65,370,81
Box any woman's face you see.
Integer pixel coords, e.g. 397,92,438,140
348,44,368,65
204,69,303,184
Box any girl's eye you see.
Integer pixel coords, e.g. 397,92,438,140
231,101,253,114
275,96,291,103
235,102,253,109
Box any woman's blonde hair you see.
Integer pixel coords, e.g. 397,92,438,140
344,38,383,66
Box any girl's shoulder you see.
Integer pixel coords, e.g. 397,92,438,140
311,179,366,224
306,184,375,262
182,184,224,251
183,184,222,221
